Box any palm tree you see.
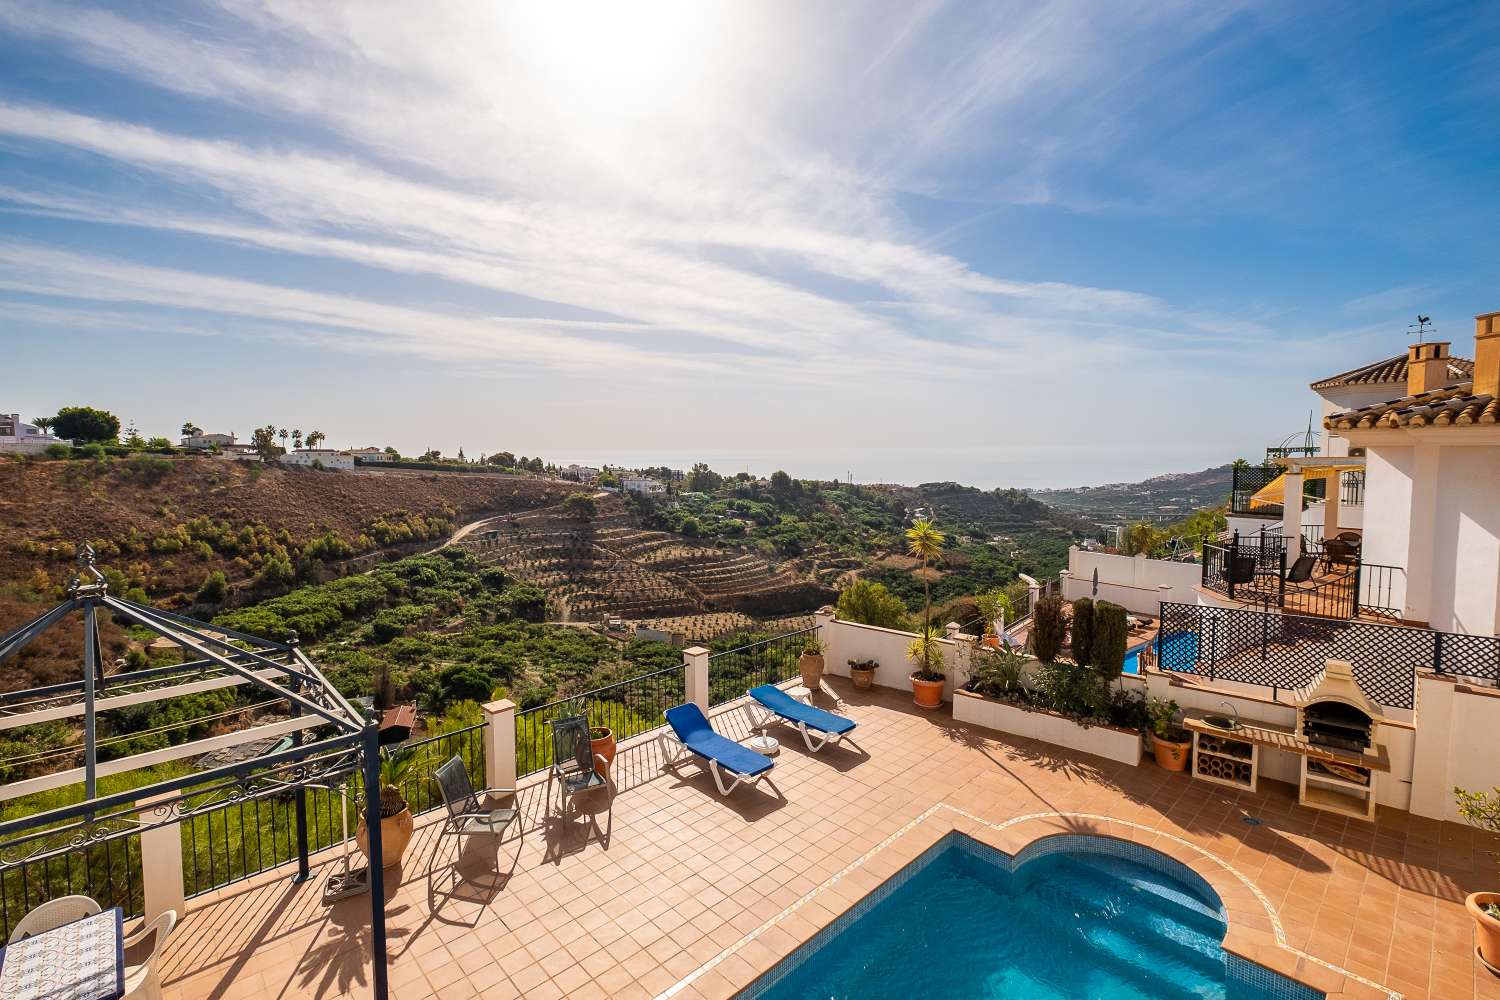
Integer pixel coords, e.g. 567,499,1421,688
31,416,53,435
278,428,289,450
905,518,945,674
180,421,200,438
305,430,325,448
292,428,303,450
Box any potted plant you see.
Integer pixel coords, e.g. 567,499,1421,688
590,725,617,774
848,658,877,690
355,748,416,868
798,633,826,688
1146,697,1190,771
1457,787,1500,971
974,589,1014,649
908,629,947,709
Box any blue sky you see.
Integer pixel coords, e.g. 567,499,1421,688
1,1,1497,487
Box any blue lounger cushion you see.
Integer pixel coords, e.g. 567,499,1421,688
749,685,856,735
664,704,774,776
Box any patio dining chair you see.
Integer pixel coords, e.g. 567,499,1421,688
122,910,177,1000
1320,537,1357,573
546,715,611,816
434,755,521,866
7,894,101,942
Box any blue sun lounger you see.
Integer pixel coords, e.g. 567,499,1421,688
660,703,774,796
746,684,857,752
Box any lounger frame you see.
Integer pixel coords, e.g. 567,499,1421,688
743,695,852,753
657,727,768,796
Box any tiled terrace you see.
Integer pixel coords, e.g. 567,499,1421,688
161,681,1500,1000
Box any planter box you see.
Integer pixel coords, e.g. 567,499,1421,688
953,689,1142,766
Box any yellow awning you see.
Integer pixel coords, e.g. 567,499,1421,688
1248,466,1340,510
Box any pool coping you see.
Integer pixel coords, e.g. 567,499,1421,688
653,804,1400,1000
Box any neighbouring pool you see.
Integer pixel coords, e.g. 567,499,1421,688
1122,631,1200,674
741,833,1321,1000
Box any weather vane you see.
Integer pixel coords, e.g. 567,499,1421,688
1408,315,1433,344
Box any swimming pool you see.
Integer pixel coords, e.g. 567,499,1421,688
1122,631,1199,675
741,833,1320,1000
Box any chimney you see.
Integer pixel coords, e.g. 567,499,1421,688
1406,340,1451,396
1476,311,1500,400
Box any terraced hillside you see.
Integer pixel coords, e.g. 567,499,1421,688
456,493,830,624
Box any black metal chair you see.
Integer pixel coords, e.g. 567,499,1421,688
1321,537,1357,573
1283,554,1319,594
434,755,520,866
546,715,610,816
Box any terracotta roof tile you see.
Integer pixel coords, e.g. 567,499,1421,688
1323,380,1499,431
1309,353,1472,390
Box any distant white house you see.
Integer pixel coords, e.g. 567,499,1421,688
621,475,666,495
216,443,260,461
0,414,64,454
180,431,236,450
564,464,601,483
347,447,392,464
279,448,355,471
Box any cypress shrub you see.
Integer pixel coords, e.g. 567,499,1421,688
1031,595,1066,664
1069,597,1095,667
1092,601,1129,679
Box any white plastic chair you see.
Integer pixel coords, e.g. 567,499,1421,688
121,911,177,1000
7,894,101,942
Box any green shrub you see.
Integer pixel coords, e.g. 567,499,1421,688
1069,597,1095,667
80,443,107,460
437,663,494,704
1031,595,1065,663
835,579,909,629
196,571,228,604
43,443,71,459
1090,601,1129,679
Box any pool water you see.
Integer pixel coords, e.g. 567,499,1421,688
745,836,1319,1000
1122,631,1200,675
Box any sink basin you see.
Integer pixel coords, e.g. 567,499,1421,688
1203,714,1238,730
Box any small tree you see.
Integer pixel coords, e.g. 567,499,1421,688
251,425,281,463
1091,601,1129,679
562,492,597,521
51,406,120,443
974,587,1015,636
1069,596,1095,666
196,571,228,604
836,579,909,629
1031,594,1066,664
905,518,946,675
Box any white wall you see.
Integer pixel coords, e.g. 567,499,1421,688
1061,548,1200,616
1360,444,1414,617
1409,673,1500,823
819,611,968,701
1429,447,1500,635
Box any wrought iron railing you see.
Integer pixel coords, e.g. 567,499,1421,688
1157,601,1498,708
1264,445,1319,461
515,664,685,778
1341,470,1365,506
0,832,142,940
1201,533,1400,621
707,628,817,707
178,722,485,898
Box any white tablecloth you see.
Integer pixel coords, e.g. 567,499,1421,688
0,908,123,1000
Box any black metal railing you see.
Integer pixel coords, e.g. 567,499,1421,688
1265,445,1319,460
0,833,142,940
707,628,817,707
515,664,685,778
1157,601,1499,708
179,721,485,898
1341,470,1366,507
1202,533,1400,621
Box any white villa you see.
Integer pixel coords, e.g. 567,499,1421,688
346,447,392,463
278,448,355,470
621,473,666,495
179,431,236,450
0,413,64,454
1056,309,1500,825
563,463,600,483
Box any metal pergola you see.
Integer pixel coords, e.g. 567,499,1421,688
0,546,391,999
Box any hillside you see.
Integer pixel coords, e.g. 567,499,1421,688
0,456,575,689
1028,464,1233,523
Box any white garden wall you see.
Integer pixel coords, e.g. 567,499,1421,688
1061,547,1200,616
1408,672,1500,823
816,610,969,701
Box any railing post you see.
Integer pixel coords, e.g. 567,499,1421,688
683,646,710,711
483,699,517,790
360,726,389,1000
1352,558,1363,619
287,636,310,883
1277,547,1286,608
137,792,185,929
1228,532,1239,601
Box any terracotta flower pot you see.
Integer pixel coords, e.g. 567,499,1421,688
1152,736,1191,772
1467,892,1500,969
356,805,414,868
911,674,945,709
982,635,1001,650
850,665,875,690
799,652,825,689
590,726,616,776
